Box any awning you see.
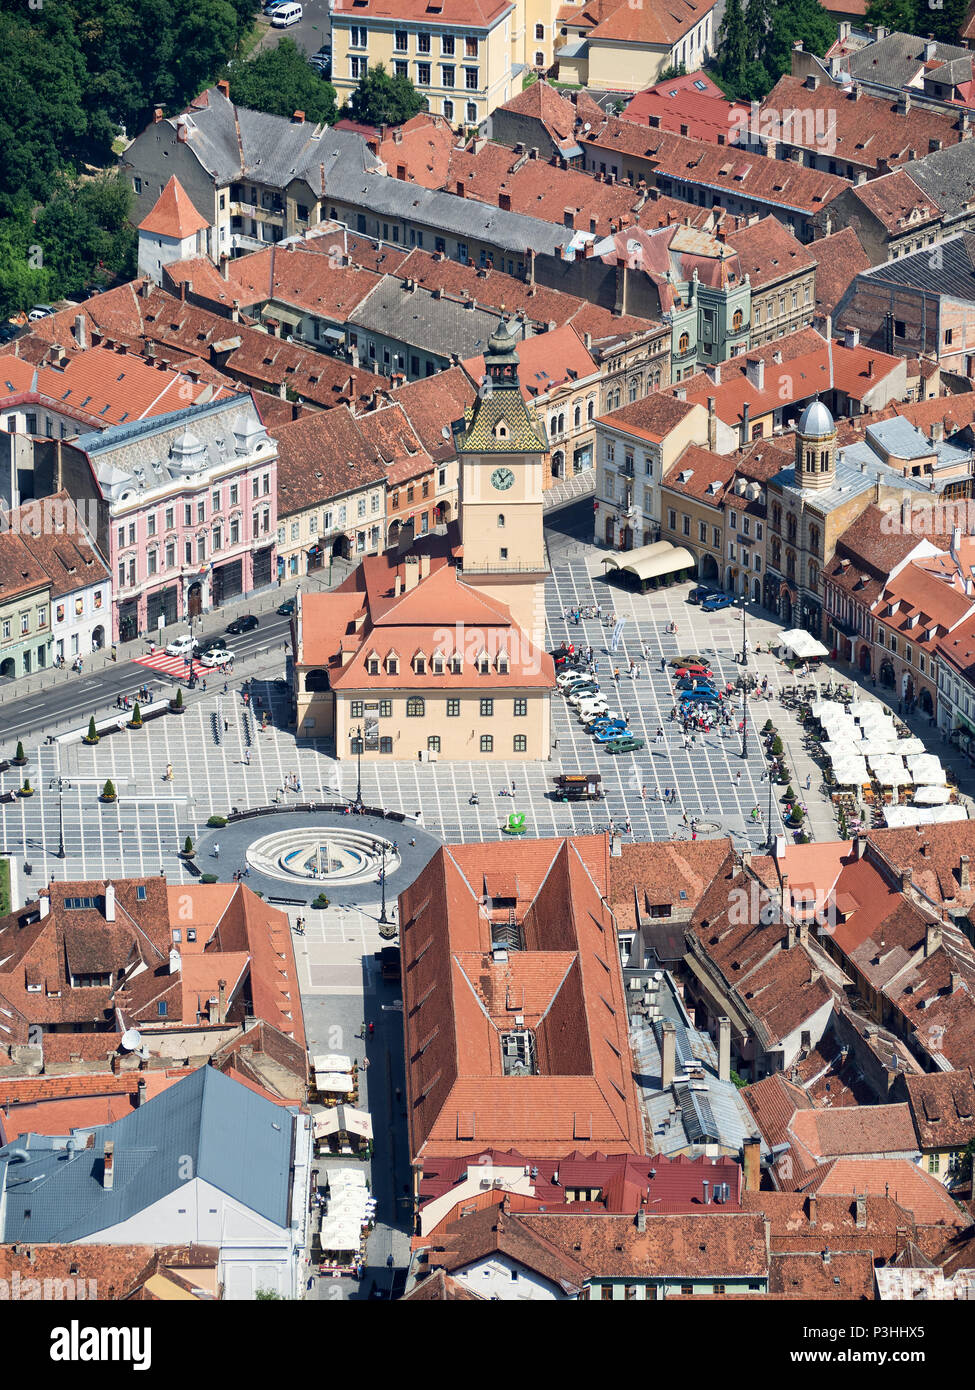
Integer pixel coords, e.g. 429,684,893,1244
267,305,303,329
779,629,829,659
314,1105,373,1140
312,1053,353,1074
603,542,695,583
323,326,345,341
914,785,950,806
319,1216,362,1253
315,1071,354,1094
908,753,946,785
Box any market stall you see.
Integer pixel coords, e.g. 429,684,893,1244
314,1104,374,1156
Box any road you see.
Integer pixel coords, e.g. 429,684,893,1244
0,611,293,747
254,0,331,57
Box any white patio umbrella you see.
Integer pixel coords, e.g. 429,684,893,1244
908,754,947,785
913,785,951,806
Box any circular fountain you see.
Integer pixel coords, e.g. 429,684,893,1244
245,826,401,886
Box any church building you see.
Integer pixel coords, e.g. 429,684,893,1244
291,323,555,761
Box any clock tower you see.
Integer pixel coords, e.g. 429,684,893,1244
455,321,549,647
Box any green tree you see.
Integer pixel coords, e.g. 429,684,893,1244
0,9,88,209
102,779,116,800
345,63,427,127
34,174,136,299
764,0,836,83
715,0,748,95
657,63,688,82
744,0,776,59
184,835,194,855
86,716,99,743
864,0,919,33
228,39,337,124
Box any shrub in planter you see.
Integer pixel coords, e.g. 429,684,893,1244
799,831,811,844
771,735,784,757
783,784,795,803
18,779,33,797
312,893,330,909
762,720,773,734
183,835,195,858
128,702,143,729
170,688,185,714
101,779,117,802
201,873,219,884
83,716,99,745
206,815,228,828
13,741,26,766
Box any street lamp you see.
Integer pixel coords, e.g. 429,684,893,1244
49,775,68,859
740,593,748,666
354,723,363,810
379,842,389,925
741,685,748,762
766,762,776,849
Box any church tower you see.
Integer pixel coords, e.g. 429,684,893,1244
795,398,837,492
455,322,549,647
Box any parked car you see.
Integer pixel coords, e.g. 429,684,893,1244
567,684,601,705
27,304,55,321
594,724,631,743
551,649,584,669
277,598,296,616
552,773,603,802
702,592,736,612
558,671,593,691
576,700,609,721
226,614,259,634
687,585,714,605
670,654,709,669
681,690,720,706
675,664,713,680
200,648,235,669
676,676,718,692
165,635,196,657
583,717,625,735
605,736,645,754
197,636,228,655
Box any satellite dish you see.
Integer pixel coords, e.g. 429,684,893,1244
120,1028,142,1051
583,122,591,131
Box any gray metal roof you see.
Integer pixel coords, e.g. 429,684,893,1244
76,396,273,504
904,149,975,225
170,87,379,193
847,32,971,92
0,1067,296,1243
857,230,975,300
326,166,576,257
771,451,931,512
350,279,512,359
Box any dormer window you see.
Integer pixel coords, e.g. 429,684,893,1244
367,652,380,676
432,651,445,674
497,652,509,674
386,653,399,676
477,651,490,674
450,654,462,674
413,652,426,675
493,420,509,439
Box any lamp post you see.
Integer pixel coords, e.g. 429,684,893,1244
50,775,68,859
741,684,748,762
740,593,748,666
354,723,363,810
378,842,389,925
766,761,776,849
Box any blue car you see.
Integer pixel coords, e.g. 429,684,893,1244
701,592,736,613
594,724,630,743
584,717,626,735
681,689,720,705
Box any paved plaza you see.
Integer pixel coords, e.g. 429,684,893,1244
0,554,841,891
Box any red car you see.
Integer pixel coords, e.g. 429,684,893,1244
675,664,713,680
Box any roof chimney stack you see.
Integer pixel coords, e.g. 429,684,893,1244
104,882,116,922
102,1141,115,1190
661,1020,677,1089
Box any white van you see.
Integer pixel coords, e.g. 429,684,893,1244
271,2,302,24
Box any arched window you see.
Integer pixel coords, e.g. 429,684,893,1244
820,450,831,472
628,378,640,402
406,696,425,717
809,524,820,556
587,400,594,421
557,412,565,434
732,308,743,332
808,561,819,591
678,332,690,354
497,513,505,528
574,404,581,428
305,669,329,692
771,538,781,568
787,514,797,543
772,503,781,532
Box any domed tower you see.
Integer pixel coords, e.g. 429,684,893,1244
455,320,549,646
795,398,837,492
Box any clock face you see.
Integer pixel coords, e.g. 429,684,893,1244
491,467,515,491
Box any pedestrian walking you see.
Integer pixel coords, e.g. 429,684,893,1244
223,718,229,733
641,785,647,801
805,773,812,790
244,748,251,766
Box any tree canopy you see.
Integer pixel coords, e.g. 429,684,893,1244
344,64,428,127
228,39,337,124
865,0,968,42
713,0,836,101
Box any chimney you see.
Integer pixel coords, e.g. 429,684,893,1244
745,357,765,390
743,1136,761,1192
102,1141,115,1190
808,1192,818,1226
702,1179,711,1204
675,387,687,401
961,855,970,890
805,73,818,90
843,326,859,349
217,80,230,99
498,191,511,212
137,1078,148,1108
855,835,867,859
661,1020,677,1088
742,401,750,442
153,106,164,123
718,1016,731,1083
855,1193,867,1228
925,922,942,957
455,181,465,199
74,315,88,351
952,525,961,559
897,92,911,114
39,894,50,919
104,882,116,922
924,38,937,60
636,1208,647,1232
218,978,227,1025
901,866,913,893
529,147,539,160
708,397,718,452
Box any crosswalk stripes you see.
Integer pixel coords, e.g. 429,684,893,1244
134,651,212,679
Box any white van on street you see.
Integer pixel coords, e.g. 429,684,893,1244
271,2,302,25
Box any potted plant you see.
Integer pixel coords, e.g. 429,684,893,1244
206,815,228,828
762,719,773,734
128,702,143,730
170,688,185,715
100,779,117,803
312,893,330,910
771,735,784,758
182,835,195,859
18,779,33,798
83,716,100,746
783,784,796,803
201,873,219,884
12,741,27,767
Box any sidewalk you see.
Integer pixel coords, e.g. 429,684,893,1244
0,561,353,711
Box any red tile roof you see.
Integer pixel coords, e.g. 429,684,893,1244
809,1157,967,1230
138,176,210,240
814,227,871,316
623,73,750,145
463,323,597,399
398,836,645,1160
